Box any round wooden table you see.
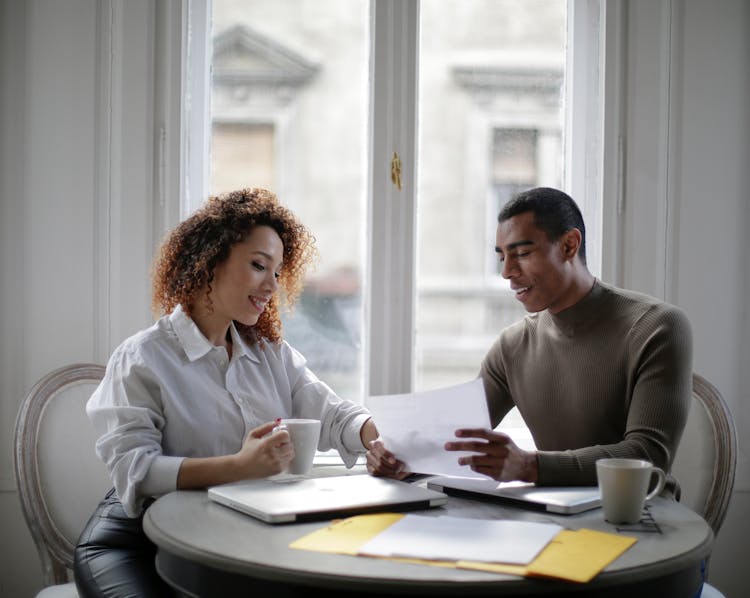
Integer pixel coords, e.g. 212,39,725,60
144,476,712,598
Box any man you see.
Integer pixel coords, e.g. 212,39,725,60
368,187,692,490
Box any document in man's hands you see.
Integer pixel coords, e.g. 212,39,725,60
364,378,491,479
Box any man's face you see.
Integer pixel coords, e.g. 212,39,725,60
495,211,578,314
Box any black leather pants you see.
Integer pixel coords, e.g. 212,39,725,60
74,488,178,598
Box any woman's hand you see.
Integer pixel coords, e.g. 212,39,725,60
445,428,538,483
366,438,410,480
235,420,294,478
177,420,294,489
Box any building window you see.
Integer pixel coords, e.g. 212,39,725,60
211,123,276,192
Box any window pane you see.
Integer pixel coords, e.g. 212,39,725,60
416,0,566,435
211,0,369,398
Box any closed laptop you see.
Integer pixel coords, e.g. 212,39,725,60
208,473,448,523
427,476,601,515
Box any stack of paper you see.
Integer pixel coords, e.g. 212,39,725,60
358,515,561,565
290,512,637,584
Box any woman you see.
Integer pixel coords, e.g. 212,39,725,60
74,188,383,597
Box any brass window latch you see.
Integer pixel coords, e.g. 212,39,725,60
391,151,402,190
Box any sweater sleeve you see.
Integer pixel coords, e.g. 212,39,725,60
479,334,519,428
536,304,693,487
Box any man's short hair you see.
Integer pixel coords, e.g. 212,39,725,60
498,187,587,265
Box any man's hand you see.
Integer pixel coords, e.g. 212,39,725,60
365,438,411,480
445,428,538,483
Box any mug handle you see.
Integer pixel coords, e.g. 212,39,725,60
644,467,667,501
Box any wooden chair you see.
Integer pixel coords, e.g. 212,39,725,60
14,363,110,597
670,373,738,598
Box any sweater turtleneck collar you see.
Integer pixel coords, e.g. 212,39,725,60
546,279,606,337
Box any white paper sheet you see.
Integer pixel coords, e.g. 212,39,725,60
358,514,563,564
364,378,491,479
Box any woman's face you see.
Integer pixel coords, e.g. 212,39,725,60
209,225,283,327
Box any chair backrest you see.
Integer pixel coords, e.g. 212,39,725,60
14,363,111,586
671,373,737,536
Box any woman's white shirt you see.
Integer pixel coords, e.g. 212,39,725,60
87,304,370,517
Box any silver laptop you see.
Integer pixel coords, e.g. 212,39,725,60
208,474,448,523
426,476,601,515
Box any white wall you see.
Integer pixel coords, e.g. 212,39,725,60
1,1,747,597
0,1,161,596
607,2,750,596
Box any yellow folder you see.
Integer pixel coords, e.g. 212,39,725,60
289,512,404,555
289,513,637,583
458,528,637,582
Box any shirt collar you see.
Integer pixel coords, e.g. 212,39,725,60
547,279,606,337
169,304,259,363
227,319,258,363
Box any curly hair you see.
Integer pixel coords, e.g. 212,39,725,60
151,188,318,345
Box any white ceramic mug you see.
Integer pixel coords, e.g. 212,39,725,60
596,458,667,524
273,418,321,475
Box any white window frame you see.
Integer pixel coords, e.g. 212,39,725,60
367,0,419,396
565,0,608,280
179,0,212,217
171,0,615,397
